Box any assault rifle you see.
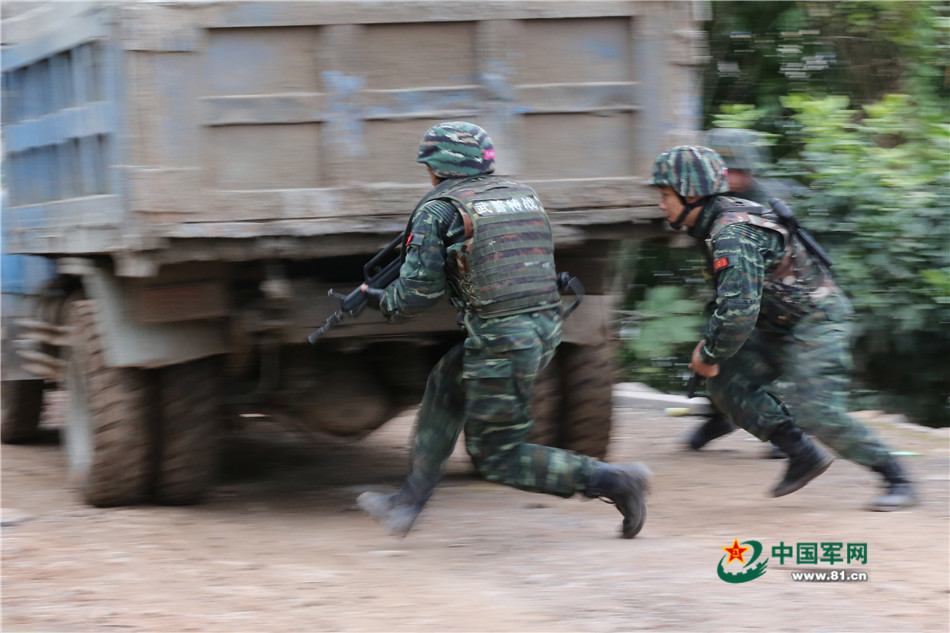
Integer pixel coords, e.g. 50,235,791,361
308,233,586,345
768,197,834,269
307,233,405,345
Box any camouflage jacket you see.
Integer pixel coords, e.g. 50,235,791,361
690,196,836,365
379,197,465,321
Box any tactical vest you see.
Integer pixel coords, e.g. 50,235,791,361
412,176,561,318
707,198,835,329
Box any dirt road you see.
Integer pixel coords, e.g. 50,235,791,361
3,392,948,633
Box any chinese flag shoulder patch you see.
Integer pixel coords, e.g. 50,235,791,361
713,256,732,270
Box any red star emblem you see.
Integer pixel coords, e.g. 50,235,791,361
722,538,751,565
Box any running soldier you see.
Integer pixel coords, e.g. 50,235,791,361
356,122,651,537
649,145,917,511
686,128,788,453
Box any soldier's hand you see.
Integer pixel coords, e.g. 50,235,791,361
360,284,384,310
689,339,720,378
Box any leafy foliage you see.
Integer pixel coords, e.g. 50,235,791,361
620,1,949,424
703,1,949,158
750,93,950,333
619,285,705,393
706,2,950,425
764,93,949,424
617,242,708,393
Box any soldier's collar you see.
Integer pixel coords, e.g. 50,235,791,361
687,197,722,239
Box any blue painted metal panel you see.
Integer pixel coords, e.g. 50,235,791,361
0,10,109,71
0,253,55,295
2,189,55,378
4,102,116,153
0,9,112,292
3,19,120,211
1,195,55,295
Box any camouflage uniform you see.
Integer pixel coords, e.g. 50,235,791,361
358,122,650,537
650,145,916,509
690,195,894,467
687,129,805,452
379,195,596,500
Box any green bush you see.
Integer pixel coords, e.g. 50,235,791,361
690,0,950,425
617,242,707,394
771,93,949,424
621,1,949,424
700,93,950,424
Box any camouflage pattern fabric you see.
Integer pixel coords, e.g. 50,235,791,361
403,310,597,500
692,197,895,468
380,198,464,320
713,204,834,330
687,138,811,446
648,146,730,197
691,196,835,362
380,179,598,502
689,196,776,364
705,288,893,467
416,121,495,179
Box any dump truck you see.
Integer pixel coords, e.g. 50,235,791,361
1,0,706,506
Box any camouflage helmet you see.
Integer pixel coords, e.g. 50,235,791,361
703,128,766,173
416,121,496,179
648,146,729,197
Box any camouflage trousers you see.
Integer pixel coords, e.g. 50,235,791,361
706,289,892,468
403,308,597,502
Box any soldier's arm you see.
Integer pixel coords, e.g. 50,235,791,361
699,224,767,364
380,199,463,321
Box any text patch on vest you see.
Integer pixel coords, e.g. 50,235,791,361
472,196,541,216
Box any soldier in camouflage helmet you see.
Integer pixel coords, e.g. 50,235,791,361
356,122,652,538
704,128,769,200
649,145,917,511
686,129,782,453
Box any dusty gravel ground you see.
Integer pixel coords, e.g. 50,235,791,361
2,390,949,633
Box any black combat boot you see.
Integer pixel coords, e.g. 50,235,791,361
357,481,430,537
584,463,652,538
869,459,918,511
768,423,834,497
685,413,737,450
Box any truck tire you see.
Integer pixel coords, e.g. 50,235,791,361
1,379,45,444
289,358,402,440
528,360,561,448
557,341,614,460
63,299,151,507
153,357,221,505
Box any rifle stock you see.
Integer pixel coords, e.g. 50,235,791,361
768,197,834,269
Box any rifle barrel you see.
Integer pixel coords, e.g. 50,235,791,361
308,311,344,345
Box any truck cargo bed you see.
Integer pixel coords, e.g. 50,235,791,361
3,0,703,268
